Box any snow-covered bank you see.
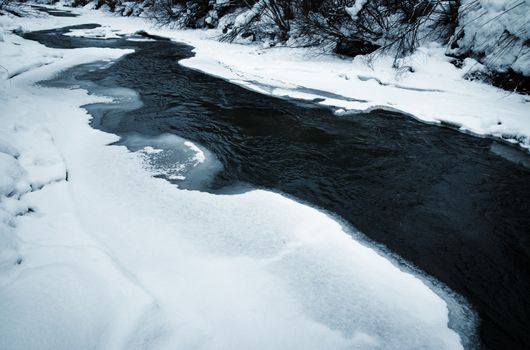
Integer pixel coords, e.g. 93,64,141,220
0,26,151,349
174,35,530,150
451,0,529,77
4,5,530,149
0,8,475,350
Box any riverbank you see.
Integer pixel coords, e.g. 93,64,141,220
0,7,476,350
1,4,530,151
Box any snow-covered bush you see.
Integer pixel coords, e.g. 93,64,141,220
149,0,249,29
295,0,461,60
149,0,208,27
220,0,461,60
258,0,295,41
112,1,149,16
222,0,278,41
450,0,529,76
0,0,32,16
0,0,11,10
219,0,295,40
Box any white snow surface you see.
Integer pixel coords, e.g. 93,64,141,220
345,0,368,21
0,6,483,350
184,141,206,163
453,0,530,76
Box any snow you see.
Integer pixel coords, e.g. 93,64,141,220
0,6,483,349
184,141,206,163
233,2,260,28
141,146,163,154
345,0,368,21
0,26,61,79
0,153,27,197
453,0,530,76
118,133,221,186
65,25,123,38
1,17,151,349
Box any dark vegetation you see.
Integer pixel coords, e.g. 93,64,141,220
0,0,10,10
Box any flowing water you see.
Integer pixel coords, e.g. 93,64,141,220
24,22,530,350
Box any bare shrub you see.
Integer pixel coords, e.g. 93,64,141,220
149,0,209,28
296,0,461,61
221,0,296,42
0,0,13,11
261,0,295,40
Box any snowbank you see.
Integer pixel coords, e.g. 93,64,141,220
453,0,530,76
0,24,152,349
0,7,475,350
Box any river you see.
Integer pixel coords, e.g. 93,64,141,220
23,21,530,350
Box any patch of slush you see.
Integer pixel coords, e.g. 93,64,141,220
116,133,223,189
490,142,530,169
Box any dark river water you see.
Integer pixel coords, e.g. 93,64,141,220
24,21,530,350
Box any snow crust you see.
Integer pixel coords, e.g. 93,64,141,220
0,6,477,350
